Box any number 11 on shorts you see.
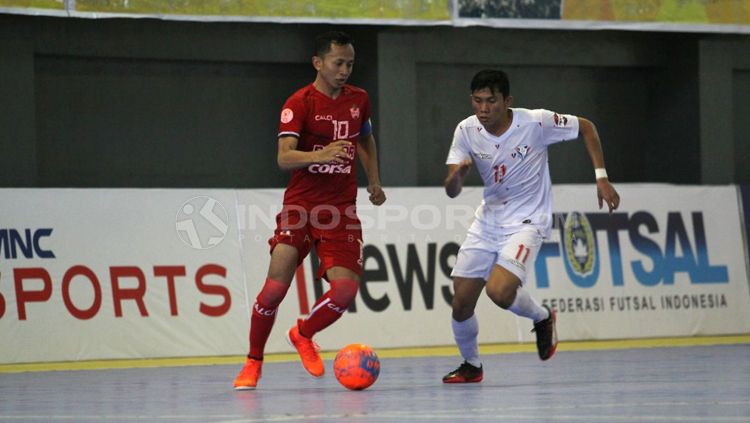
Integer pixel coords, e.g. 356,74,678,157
515,244,530,264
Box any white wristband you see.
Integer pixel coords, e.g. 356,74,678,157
595,168,608,180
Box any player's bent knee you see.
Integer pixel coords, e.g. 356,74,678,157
256,278,291,308
329,279,359,305
452,306,475,322
485,284,514,309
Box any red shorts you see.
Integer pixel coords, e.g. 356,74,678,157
268,206,363,279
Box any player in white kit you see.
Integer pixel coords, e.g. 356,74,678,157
443,69,620,383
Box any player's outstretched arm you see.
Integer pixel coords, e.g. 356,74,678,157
444,160,472,198
357,133,386,206
277,136,351,171
579,118,620,213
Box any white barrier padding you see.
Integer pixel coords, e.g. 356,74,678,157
0,189,248,363
1,185,749,364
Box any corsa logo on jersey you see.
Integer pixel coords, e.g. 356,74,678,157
308,144,354,174
308,164,352,174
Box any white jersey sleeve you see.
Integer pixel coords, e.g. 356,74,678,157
446,120,472,165
536,109,580,146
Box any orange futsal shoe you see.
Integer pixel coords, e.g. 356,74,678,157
233,357,262,390
287,319,325,377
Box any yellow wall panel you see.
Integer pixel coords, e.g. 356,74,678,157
74,0,450,20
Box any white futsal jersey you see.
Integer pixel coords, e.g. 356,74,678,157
446,108,579,238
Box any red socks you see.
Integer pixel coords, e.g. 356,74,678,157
299,279,359,338
248,278,360,358
248,278,291,360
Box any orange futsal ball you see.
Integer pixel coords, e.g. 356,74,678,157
333,344,380,390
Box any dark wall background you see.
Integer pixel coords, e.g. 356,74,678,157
1,14,748,188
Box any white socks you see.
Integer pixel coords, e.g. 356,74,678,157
508,286,549,323
452,288,547,368
452,314,481,368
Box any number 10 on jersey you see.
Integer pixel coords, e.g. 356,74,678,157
333,120,350,139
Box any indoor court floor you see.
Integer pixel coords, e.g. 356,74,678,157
1,341,749,422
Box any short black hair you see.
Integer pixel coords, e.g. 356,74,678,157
314,31,354,57
470,69,510,98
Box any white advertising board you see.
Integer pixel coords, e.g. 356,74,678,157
2,185,749,364
0,189,248,363
239,185,750,353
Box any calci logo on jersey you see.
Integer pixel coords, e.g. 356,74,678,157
308,144,355,174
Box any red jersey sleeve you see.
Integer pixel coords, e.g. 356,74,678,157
360,96,372,136
278,93,306,138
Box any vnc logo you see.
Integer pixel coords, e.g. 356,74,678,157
535,211,729,288
175,196,229,250
563,212,598,287
0,228,55,259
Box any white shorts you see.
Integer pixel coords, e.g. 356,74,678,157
451,220,543,285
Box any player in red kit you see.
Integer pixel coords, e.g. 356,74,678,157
234,31,386,390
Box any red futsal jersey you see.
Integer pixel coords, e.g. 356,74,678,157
278,83,371,210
